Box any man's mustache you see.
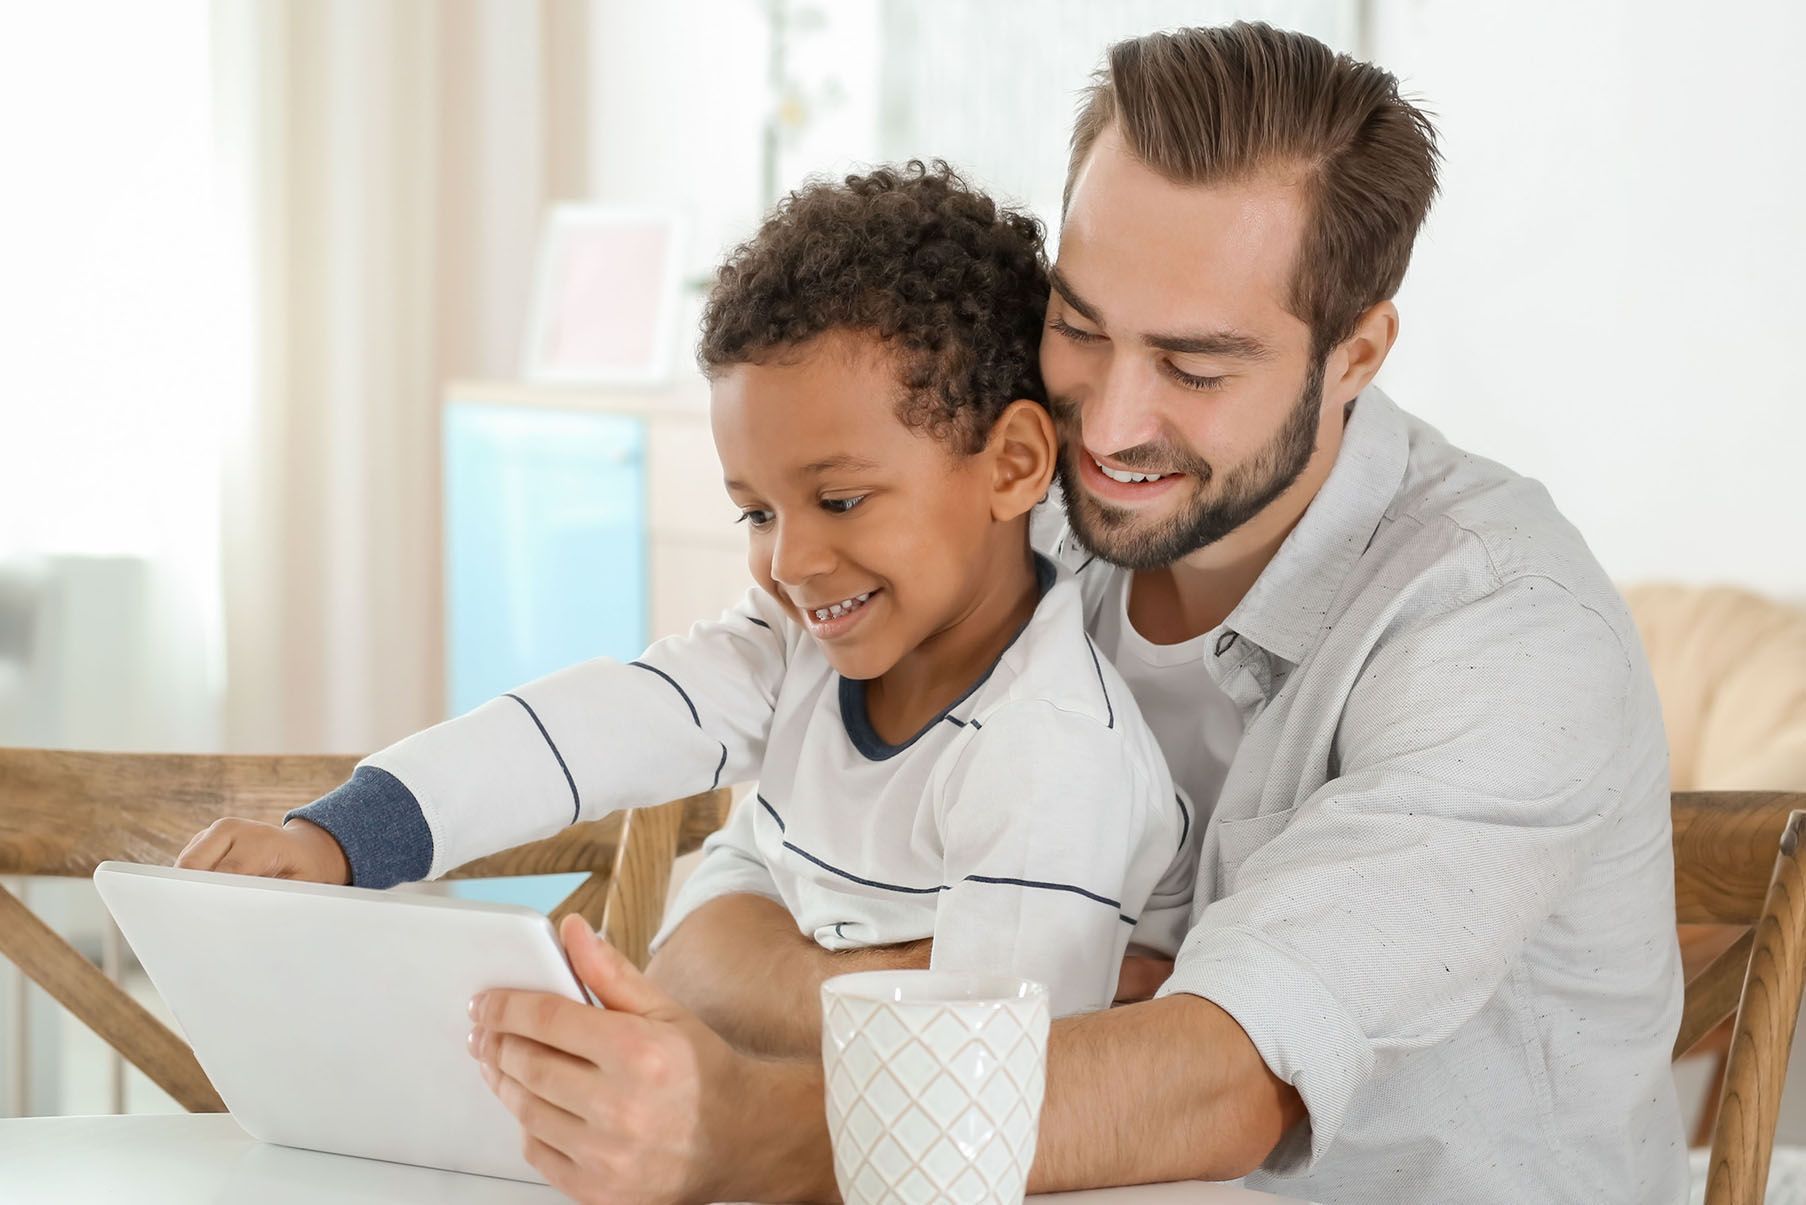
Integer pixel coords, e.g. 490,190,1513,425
1048,391,1211,479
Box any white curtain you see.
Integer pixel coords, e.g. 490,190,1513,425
214,0,591,754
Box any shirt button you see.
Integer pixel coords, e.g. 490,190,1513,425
1215,631,1239,657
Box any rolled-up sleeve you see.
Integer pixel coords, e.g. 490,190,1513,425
1159,574,1633,1169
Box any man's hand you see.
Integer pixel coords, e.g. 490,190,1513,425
469,914,832,1204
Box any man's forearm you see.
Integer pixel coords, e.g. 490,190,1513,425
661,899,1302,1200
1031,992,1305,1190
648,893,930,1058
710,983,1304,1203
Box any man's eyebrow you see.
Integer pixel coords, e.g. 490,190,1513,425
1051,265,1272,361
1144,329,1274,361
1048,266,1105,326
724,454,881,492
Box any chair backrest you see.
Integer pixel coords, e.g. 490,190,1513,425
1673,790,1806,1205
0,746,730,1113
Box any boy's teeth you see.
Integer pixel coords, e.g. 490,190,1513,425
1093,456,1165,484
811,592,874,622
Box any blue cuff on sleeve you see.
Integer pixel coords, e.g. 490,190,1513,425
285,765,434,890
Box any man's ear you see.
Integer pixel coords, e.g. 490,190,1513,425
986,400,1058,522
1324,300,1399,406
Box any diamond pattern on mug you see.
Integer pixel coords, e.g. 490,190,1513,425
822,984,1049,1204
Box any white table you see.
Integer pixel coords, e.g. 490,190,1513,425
0,1115,1309,1204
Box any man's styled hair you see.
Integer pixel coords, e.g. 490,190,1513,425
699,160,1049,455
1066,22,1440,360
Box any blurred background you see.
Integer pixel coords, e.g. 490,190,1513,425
1,0,1801,1145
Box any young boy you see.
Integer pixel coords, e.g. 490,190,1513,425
178,162,1197,1017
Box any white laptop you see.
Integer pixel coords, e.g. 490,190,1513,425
93,861,592,1184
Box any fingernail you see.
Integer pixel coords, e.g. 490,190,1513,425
466,1026,483,1057
468,993,483,1021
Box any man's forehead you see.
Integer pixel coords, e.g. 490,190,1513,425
1059,130,1310,337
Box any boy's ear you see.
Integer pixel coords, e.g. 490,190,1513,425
986,399,1058,522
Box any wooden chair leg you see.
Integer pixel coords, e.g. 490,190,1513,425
600,801,685,970
1703,811,1806,1205
0,884,224,1112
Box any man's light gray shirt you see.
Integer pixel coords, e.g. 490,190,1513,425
682,387,1687,1203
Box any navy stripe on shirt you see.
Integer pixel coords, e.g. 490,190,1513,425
630,660,730,791
629,660,700,726
505,693,581,824
757,796,1134,922
1083,637,1115,729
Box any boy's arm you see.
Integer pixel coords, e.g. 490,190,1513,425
928,702,1179,1017
289,589,792,888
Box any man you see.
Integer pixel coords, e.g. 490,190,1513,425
466,23,1685,1203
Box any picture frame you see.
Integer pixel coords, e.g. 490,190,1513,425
519,205,686,387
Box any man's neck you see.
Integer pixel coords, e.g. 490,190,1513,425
1128,410,1348,646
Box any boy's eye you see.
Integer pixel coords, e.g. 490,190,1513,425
736,508,774,528
1050,315,1104,344
821,496,866,515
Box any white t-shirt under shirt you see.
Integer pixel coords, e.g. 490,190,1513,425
1083,567,1244,832
299,554,1199,1018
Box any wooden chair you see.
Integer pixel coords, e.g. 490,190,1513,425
1674,790,1806,1204
0,747,732,1114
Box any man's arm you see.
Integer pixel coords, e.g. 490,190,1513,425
648,893,929,1058
481,917,1300,1203
725,989,1303,1196
1034,993,1303,1189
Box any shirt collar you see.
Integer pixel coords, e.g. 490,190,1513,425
1223,385,1411,667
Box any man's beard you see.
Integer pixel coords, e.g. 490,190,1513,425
1051,358,1327,571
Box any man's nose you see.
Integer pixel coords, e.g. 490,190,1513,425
1078,358,1165,457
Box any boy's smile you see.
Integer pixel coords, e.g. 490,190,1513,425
710,328,1049,739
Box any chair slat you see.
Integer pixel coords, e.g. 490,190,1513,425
1674,791,1802,925
0,750,359,876
1676,927,1756,1060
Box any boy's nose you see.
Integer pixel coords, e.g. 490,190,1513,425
768,521,836,588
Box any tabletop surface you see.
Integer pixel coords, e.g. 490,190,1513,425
1,1114,1310,1204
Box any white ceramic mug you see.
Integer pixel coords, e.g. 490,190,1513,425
821,970,1050,1205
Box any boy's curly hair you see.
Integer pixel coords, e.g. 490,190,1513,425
698,160,1049,454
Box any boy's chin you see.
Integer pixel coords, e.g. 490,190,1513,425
820,644,899,683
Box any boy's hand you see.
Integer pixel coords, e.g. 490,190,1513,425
174,817,352,885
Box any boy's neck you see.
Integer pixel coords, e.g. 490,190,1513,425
864,544,1041,745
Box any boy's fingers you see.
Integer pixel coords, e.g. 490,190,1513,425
174,826,229,870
